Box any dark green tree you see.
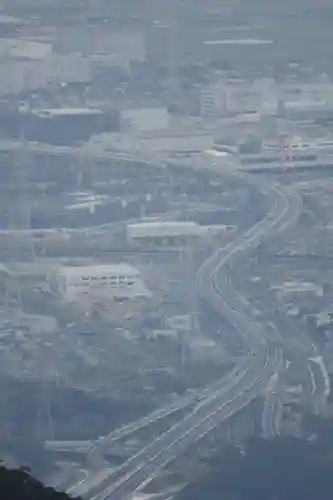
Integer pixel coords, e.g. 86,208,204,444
178,426,333,500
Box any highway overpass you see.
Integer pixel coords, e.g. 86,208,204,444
68,174,302,500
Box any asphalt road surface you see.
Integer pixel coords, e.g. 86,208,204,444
69,176,301,500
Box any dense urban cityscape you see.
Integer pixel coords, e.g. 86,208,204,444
1,1,333,500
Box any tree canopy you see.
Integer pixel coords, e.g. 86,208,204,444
178,418,333,500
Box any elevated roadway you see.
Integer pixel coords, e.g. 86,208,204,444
238,294,329,417
68,177,301,500
3,139,328,494
262,388,283,438
46,358,266,455
0,140,166,170
262,369,283,438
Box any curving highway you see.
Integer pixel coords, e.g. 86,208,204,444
47,361,260,459
262,370,283,438
262,390,283,438
67,175,301,500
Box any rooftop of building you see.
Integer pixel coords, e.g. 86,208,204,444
127,220,202,237
32,108,103,118
273,280,323,296
0,37,52,59
204,38,273,45
57,263,141,276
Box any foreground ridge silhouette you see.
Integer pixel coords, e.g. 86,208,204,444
0,464,81,500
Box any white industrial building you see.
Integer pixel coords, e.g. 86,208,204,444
262,136,333,161
279,80,333,106
120,107,170,132
0,38,51,94
272,280,323,303
57,27,146,69
0,310,57,336
0,58,45,94
200,83,227,119
127,221,203,246
0,38,92,95
86,128,214,155
200,78,278,118
0,38,53,59
49,263,150,301
46,54,92,85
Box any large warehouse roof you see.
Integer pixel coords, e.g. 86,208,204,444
33,108,103,118
57,263,140,276
127,221,202,238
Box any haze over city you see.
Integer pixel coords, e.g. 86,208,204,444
1,2,333,500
